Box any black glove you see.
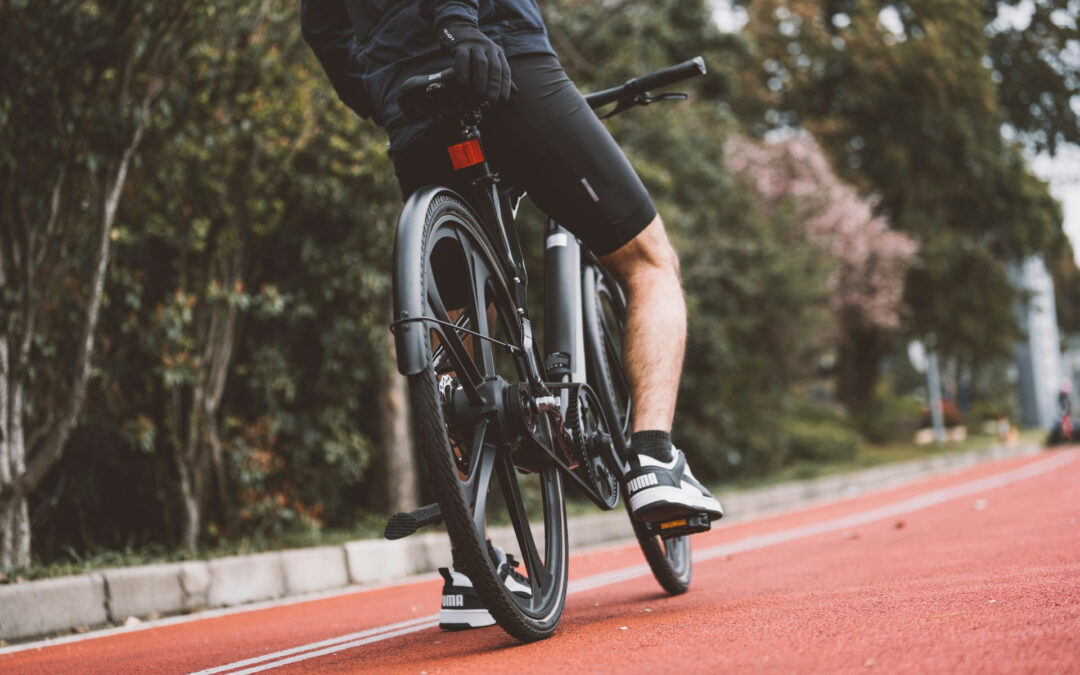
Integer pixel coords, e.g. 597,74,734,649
437,21,512,105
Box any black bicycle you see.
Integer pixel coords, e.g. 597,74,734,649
384,57,714,642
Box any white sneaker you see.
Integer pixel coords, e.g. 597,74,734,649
624,448,724,523
438,544,532,630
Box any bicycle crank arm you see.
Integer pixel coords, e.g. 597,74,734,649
515,422,618,511
384,502,443,540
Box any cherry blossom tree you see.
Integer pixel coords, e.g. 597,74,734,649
726,133,917,410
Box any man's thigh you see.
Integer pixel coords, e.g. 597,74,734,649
484,54,657,257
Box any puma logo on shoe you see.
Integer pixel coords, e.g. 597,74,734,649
443,594,465,608
627,473,659,493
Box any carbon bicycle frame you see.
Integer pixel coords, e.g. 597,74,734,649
390,120,617,507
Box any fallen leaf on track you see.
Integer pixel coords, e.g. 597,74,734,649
929,611,972,619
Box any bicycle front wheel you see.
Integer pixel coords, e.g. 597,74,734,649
581,261,693,595
403,193,568,641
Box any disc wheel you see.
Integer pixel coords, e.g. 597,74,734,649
581,261,692,595
406,194,568,641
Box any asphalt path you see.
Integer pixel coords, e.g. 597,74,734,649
4,448,1078,673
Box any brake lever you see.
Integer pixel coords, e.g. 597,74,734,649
597,91,690,120
641,92,690,104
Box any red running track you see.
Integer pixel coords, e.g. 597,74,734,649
3,449,1078,673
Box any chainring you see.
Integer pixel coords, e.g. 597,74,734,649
565,384,620,509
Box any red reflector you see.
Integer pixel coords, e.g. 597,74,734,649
447,139,485,170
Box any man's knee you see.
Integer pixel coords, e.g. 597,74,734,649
600,215,681,286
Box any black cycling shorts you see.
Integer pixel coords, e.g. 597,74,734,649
391,54,658,257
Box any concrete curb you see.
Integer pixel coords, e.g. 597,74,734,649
0,440,1040,643
0,574,108,641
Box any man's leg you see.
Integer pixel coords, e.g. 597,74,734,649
599,215,685,434
599,216,723,523
477,53,721,522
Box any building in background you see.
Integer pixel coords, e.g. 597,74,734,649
1012,257,1066,428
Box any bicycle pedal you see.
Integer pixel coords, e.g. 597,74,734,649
644,512,712,539
384,502,443,540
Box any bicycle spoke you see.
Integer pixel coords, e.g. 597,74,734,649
460,421,497,535
466,252,495,377
495,450,552,596
433,313,472,373
426,279,485,404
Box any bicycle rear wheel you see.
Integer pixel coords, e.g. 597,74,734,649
581,261,693,595
404,193,568,641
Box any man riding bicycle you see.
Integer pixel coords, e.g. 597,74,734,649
300,0,723,630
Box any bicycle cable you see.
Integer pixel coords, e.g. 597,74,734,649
389,315,524,355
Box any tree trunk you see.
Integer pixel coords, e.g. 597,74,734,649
379,305,417,515
836,322,889,415
172,255,243,553
1,336,10,566
176,454,202,555
0,336,13,569
0,341,30,569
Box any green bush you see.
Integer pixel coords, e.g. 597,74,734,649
780,417,863,464
854,393,925,444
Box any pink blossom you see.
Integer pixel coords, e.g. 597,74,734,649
725,133,917,330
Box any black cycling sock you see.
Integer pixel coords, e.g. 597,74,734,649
631,430,674,462
453,541,497,573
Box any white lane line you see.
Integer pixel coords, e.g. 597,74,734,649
200,449,1076,674
220,621,440,675
188,615,439,675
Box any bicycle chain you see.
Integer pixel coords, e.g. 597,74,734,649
565,384,620,509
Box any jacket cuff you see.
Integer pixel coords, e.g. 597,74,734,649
430,2,479,29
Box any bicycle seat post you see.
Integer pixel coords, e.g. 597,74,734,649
454,108,501,192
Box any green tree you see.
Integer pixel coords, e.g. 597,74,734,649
105,0,406,551
986,0,1080,154
737,0,1073,409
0,0,203,570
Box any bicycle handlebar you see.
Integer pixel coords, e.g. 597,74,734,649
583,56,707,110
397,57,707,122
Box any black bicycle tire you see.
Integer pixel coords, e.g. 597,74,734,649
405,194,568,642
581,262,693,596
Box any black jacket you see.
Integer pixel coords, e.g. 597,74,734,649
301,0,555,150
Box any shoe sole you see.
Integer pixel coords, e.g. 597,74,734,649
629,486,724,522
439,608,496,630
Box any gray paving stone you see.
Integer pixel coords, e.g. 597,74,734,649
103,564,185,621
206,553,286,608
180,561,211,611
280,547,349,596
344,539,417,584
0,575,108,641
